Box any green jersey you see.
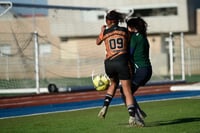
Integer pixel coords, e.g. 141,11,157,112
129,32,151,68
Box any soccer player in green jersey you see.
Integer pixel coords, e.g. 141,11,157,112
120,17,152,125
97,10,143,127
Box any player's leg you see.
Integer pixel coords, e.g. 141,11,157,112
121,86,147,120
121,88,147,120
120,80,145,127
133,67,152,121
131,83,147,120
98,78,118,118
133,66,152,119
120,79,135,117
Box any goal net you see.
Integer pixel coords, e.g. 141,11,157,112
0,2,107,94
0,2,199,95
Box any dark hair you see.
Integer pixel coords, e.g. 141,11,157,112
126,17,148,37
106,10,125,23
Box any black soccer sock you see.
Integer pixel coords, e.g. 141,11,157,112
127,105,135,117
133,97,140,110
103,94,113,107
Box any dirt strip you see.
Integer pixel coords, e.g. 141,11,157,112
0,84,175,109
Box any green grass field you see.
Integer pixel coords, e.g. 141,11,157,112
0,98,200,133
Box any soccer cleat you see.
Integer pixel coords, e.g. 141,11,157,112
98,106,107,119
129,116,145,127
135,113,145,126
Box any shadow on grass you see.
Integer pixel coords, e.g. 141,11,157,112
147,117,200,127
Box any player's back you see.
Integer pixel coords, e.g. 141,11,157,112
103,25,129,60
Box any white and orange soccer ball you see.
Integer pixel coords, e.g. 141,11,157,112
92,74,110,91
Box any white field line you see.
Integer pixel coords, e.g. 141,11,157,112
170,82,200,91
0,88,48,94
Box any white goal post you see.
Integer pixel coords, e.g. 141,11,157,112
0,1,12,17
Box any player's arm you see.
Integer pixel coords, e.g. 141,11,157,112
96,25,106,45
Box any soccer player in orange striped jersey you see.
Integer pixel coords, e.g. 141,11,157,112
96,10,144,127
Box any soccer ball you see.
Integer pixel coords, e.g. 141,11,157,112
92,74,110,91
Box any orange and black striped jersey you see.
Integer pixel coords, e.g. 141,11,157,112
102,25,129,60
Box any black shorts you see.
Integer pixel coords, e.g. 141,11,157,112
132,66,152,86
104,54,131,80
